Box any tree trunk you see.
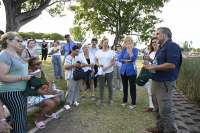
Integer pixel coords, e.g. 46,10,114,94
3,0,51,32
113,28,123,47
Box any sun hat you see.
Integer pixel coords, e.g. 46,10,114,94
136,67,150,86
25,76,43,95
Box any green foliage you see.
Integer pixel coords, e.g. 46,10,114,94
179,41,193,52
50,33,64,40
18,32,63,40
69,0,170,45
177,58,200,103
69,26,87,42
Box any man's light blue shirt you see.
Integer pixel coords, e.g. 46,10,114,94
63,42,77,60
89,45,99,58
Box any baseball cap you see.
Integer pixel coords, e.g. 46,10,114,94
65,34,70,38
136,67,150,86
25,76,43,95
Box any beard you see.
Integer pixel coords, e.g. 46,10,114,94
158,34,165,45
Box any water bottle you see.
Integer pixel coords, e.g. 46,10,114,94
151,57,158,73
52,81,57,90
102,71,105,77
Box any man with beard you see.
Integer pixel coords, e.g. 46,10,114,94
144,27,182,133
63,34,77,60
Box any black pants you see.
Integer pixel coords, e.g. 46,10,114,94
41,50,47,61
121,71,137,105
86,65,98,89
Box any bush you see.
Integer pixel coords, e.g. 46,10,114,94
177,58,200,103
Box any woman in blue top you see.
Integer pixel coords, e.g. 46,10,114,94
119,36,138,109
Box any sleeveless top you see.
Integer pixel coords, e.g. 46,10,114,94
42,44,47,51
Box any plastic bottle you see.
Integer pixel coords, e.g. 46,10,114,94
52,81,57,90
151,57,158,73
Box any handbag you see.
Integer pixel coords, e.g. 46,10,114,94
73,67,85,81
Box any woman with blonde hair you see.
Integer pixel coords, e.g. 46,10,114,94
22,39,39,60
95,38,115,105
119,36,138,109
78,44,95,101
0,32,33,132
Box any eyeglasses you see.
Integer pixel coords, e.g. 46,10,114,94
116,46,121,47
33,62,42,66
152,41,157,44
10,39,23,43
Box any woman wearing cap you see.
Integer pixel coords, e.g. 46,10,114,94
64,45,91,110
78,44,95,101
119,36,138,109
95,38,115,106
22,39,39,61
113,43,123,91
28,57,61,129
0,32,33,133
143,37,159,112
49,40,63,79
41,40,48,62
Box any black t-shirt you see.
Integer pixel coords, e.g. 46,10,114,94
42,44,47,51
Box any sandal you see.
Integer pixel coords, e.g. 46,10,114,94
35,121,46,129
63,105,72,110
96,100,102,105
73,101,81,106
45,113,59,119
54,77,58,80
129,105,136,109
121,103,127,107
110,101,114,106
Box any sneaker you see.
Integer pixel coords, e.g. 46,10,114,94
82,96,86,101
91,96,95,101
94,88,98,91
120,88,123,91
87,89,91,92
113,87,117,90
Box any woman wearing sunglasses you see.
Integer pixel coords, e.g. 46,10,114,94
28,57,61,129
22,39,39,61
49,40,63,79
113,44,123,91
0,32,33,133
143,37,159,112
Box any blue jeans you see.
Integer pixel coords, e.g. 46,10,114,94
51,55,63,78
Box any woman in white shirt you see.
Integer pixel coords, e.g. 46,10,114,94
95,38,115,105
49,40,63,79
78,44,95,101
143,37,159,112
63,45,90,110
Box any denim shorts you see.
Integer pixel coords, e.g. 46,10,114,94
83,70,95,81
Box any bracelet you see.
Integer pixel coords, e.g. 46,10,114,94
0,119,6,123
21,75,24,81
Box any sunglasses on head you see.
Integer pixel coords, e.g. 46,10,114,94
10,39,23,43
33,62,42,66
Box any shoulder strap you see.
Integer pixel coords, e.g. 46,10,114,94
26,49,31,58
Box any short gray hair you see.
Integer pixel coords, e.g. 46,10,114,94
82,43,89,49
157,27,172,39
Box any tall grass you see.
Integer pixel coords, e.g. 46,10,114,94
177,58,200,103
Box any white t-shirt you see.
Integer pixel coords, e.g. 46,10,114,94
95,50,115,73
64,55,83,80
149,52,156,65
22,41,27,48
49,46,61,55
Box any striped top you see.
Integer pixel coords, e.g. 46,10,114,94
64,55,83,80
0,50,28,93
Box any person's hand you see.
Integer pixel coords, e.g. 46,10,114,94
127,44,133,50
143,63,154,70
46,88,52,94
51,90,58,95
144,53,150,61
24,75,34,81
0,121,12,133
74,63,80,68
90,71,94,78
103,67,108,71
89,63,94,69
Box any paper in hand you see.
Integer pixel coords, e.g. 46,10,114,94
43,95,55,99
31,69,41,75
95,67,103,77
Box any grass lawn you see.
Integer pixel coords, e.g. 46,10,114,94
27,55,156,133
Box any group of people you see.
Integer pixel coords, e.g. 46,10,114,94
0,27,182,133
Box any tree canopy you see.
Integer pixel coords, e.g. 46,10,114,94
69,26,87,42
69,0,170,45
1,0,68,32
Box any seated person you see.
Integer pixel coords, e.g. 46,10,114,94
28,57,61,129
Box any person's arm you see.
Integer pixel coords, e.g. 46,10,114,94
144,62,175,71
119,48,125,63
41,44,43,50
36,50,39,59
62,44,65,54
60,43,63,49
0,102,13,132
0,62,33,83
21,51,29,60
141,47,147,53
127,46,134,58
130,48,138,61
144,53,153,63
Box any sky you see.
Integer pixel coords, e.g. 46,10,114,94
0,0,200,48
